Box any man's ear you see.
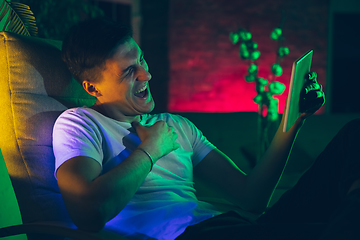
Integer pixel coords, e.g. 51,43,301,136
82,80,102,97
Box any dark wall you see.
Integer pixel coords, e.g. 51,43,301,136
331,13,360,113
141,0,170,113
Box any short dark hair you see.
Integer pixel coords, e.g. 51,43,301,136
61,17,133,84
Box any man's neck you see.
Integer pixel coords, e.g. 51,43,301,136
90,103,141,123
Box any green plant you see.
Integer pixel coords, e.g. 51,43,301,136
230,27,289,159
0,0,37,36
0,0,104,40
17,0,104,40
230,27,288,121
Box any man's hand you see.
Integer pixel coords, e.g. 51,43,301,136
132,121,180,161
299,71,325,117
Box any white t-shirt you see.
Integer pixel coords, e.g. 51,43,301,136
53,107,222,239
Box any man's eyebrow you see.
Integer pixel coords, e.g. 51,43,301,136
123,64,134,71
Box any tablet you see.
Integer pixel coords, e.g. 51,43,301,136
283,50,313,132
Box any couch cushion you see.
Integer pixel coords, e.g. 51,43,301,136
0,31,95,225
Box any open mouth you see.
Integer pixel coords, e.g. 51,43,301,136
134,85,148,98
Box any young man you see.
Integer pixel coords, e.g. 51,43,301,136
54,18,359,240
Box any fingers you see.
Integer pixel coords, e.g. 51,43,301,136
303,82,322,94
305,71,317,82
299,90,325,113
151,122,179,152
173,142,180,150
168,125,180,150
131,121,148,138
132,120,179,153
131,121,142,130
299,71,325,114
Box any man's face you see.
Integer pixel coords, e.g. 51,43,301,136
93,38,155,120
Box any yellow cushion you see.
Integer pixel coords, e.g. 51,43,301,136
0,31,95,225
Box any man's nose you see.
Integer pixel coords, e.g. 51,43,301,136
137,66,152,81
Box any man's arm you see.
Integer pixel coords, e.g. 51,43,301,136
194,112,305,214
194,73,325,214
56,120,179,232
194,72,325,213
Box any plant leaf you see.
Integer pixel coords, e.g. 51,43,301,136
0,1,9,21
0,0,11,31
0,0,38,36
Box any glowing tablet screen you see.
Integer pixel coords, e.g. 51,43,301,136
283,50,313,132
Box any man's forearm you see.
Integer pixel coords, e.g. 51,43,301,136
242,116,304,213
59,148,155,232
92,148,154,219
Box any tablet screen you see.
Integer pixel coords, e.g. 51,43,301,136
283,50,313,132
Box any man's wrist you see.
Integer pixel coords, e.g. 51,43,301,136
137,148,154,172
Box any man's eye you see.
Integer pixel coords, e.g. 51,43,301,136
122,67,135,78
127,67,135,75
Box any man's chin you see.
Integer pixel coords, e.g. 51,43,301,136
144,103,155,114
136,102,155,115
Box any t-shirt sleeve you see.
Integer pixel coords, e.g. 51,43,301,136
173,115,216,166
53,109,104,175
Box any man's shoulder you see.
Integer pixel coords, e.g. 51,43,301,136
58,107,109,121
59,106,92,117
55,107,109,129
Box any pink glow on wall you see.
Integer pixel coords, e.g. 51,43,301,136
169,54,291,113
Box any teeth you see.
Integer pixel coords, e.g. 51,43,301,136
135,85,147,94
